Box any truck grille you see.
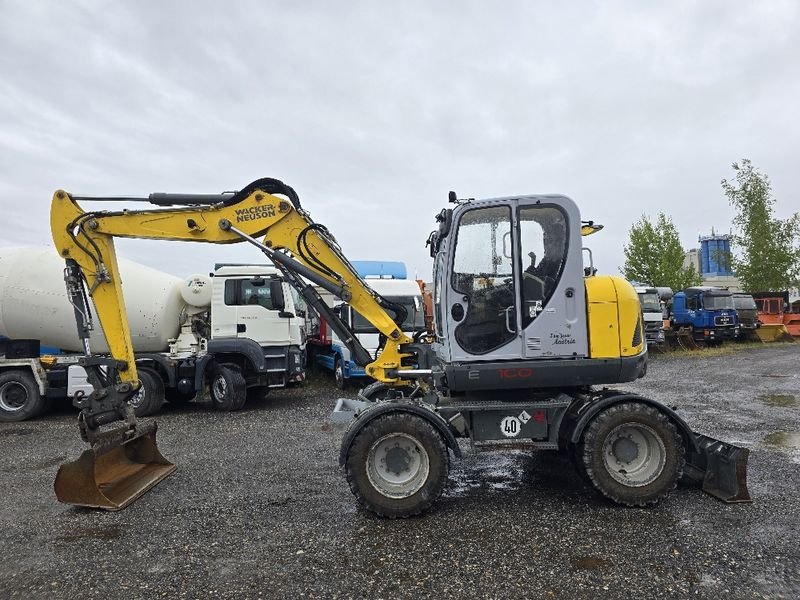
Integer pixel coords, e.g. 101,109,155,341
715,315,734,326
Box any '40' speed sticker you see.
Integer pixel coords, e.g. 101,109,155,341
500,416,522,438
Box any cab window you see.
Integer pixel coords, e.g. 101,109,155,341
519,206,567,328
224,280,275,309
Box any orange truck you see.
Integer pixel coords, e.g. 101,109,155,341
751,291,800,338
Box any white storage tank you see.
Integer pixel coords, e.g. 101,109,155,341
0,247,188,353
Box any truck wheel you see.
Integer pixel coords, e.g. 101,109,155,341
209,364,246,411
578,402,684,507
334,357,346,390
0,370,45,422
128,368,165,417
345,412,449,518
165,388,195,405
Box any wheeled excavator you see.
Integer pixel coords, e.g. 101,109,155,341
50,178,750,514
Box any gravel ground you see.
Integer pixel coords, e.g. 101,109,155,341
1,344,798,599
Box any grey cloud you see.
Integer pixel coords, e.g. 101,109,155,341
1,1,798,281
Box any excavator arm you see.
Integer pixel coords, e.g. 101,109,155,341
50,177,415,509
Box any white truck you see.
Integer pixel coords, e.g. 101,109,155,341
0,247,306,421
308,268,425,388
634,285,666,347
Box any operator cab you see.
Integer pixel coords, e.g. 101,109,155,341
429,195,588,370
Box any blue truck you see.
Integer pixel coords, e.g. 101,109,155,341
307,261,426,389
670,286,739,344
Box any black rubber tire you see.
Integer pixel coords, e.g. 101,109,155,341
577,402,684,507
128,368,165,417
334,357,346,390
209,364,247,411
345,413,449,518
0,370,46,422
246,385,270,402
165,388,196,405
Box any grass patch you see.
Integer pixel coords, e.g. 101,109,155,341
651,340,794,360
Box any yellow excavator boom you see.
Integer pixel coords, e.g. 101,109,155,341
50,179,413,509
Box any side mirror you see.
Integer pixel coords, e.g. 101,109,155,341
269,280,285,311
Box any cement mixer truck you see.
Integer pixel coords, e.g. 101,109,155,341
0,247,306,421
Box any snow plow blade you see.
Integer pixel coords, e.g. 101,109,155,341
756,324,794,343
685,433,751,503
54,420,175,510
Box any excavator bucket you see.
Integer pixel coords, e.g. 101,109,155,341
686,433,751,503
54,420,175,510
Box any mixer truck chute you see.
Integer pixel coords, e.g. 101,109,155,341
49,178,749,514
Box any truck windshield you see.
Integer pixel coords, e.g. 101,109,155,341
351,295,426,334
704,295,734,310
733,296,757,310
638,293,661,312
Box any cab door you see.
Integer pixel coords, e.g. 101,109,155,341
446,203,522,361
516,200,587,358
212,278,289,345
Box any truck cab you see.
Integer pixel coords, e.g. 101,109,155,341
670,287,739,343
210,265,306,387
732,293,759,338
634,286,665,347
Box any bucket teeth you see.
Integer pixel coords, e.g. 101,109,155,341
54,420,175,510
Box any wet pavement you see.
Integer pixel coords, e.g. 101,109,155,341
1,344,798,599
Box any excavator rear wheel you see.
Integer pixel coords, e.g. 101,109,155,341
345,412,449,518
578,402,684,507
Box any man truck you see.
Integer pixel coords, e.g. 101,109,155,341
633,286,665,347
669,286,739,344
0,247,305,421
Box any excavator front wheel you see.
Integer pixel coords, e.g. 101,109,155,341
345,412,449,518
578,402,685,507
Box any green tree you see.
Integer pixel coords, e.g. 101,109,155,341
722,159,800,292
621,212,702,290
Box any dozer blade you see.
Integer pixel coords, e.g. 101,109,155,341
756,324,794,343
686,433,751,504
54,420,175,510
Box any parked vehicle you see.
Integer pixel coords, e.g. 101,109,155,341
751,291,800,338
732,293,759,339
308,261,425,388
0,248,305,421
45,177,748,514
634,286,665,346
669,286,739,344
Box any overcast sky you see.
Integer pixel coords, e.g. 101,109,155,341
1,1,798,282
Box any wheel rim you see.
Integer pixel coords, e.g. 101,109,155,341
602,423,666,487
366,433,430,499
129,386,145,408
213,375,227,399
0,382,28,412
335,362,343,387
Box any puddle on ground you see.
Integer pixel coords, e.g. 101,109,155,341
759,394,797,408
56,525,125,543
762,432,800,450
571,556,613,571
